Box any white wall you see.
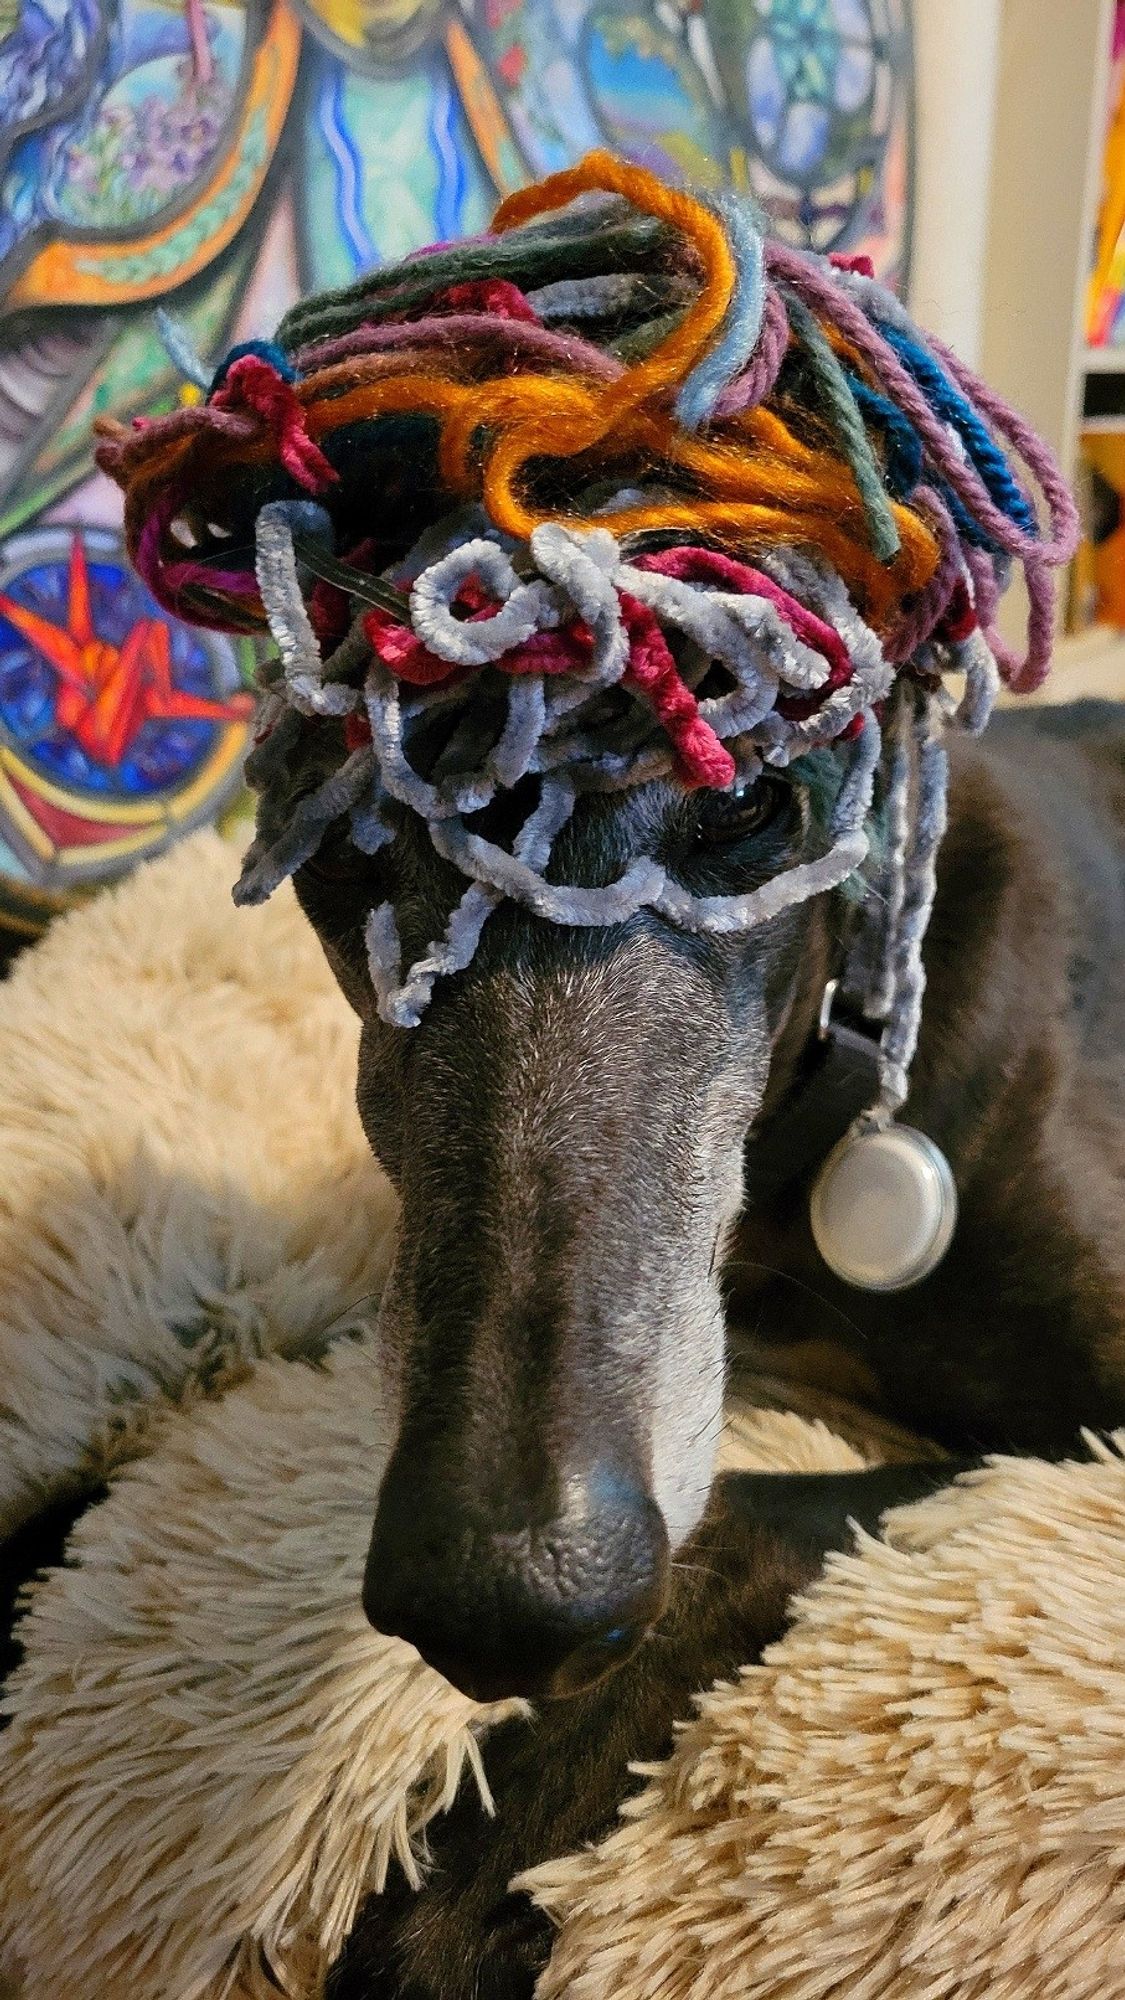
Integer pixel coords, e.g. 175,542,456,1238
910,0,1114,655
910,0,1003,367
911,0,1111,474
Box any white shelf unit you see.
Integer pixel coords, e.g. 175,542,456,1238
1083,345,1125,373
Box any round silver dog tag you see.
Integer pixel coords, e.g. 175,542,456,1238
809,1125,957,1292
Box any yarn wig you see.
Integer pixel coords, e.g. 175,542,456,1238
97,153,1078,1115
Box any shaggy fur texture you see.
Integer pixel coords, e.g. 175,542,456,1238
3,834,1125,2000
0,1319,889,2000
524,1439,1125,2000
0,830,396,1540
0,1335,522,2000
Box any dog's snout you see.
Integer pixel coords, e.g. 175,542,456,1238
363,1454,670,1702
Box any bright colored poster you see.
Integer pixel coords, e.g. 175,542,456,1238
0,0,913,933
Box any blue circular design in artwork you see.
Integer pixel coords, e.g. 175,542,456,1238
739,0,907,252
465,0,910,267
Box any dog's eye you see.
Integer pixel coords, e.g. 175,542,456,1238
300,825,369,887
694,776,790,848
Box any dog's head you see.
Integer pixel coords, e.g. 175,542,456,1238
281,746,832,1701
97,149,1072,1703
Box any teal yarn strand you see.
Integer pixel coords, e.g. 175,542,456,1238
845,372,923,499
155,309,210,390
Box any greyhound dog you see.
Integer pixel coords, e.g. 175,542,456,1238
2,700,1120,2000
12,148,1115,1996
269,694,1122,1997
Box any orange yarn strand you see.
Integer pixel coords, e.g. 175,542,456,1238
98,147,1049,651
493,151,737,424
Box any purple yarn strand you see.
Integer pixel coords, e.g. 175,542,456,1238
136,404,258,448
712,284,790,418
927,332,1081,561
135,491,260,615
881,484,962,666
296,314,623,381
1017,557,1058,692
964,544,1020,682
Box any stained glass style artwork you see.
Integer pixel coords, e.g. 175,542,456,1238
0,528,252,930
0,0,912,934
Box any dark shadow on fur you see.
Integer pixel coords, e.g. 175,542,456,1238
0,1486,107,1701
328,1460,973,2000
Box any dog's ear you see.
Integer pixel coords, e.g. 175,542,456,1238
239,707,383,1018
244,706,348,859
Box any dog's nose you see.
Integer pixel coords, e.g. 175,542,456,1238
362,1453,669,1701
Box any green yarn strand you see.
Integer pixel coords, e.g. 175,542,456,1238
785,291,901,564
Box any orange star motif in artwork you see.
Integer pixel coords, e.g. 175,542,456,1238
0,535,252,770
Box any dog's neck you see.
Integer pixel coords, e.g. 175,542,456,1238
728,725,1125,1453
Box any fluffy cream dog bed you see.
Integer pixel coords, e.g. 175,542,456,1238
0,831,397,1540
1,835,1124,2000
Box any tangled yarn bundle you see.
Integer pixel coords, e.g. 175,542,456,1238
96,153,1077,1110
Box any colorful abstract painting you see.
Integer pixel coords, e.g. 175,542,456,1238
0,0,912,934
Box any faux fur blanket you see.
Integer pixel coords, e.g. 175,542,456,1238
1,835,1123,2000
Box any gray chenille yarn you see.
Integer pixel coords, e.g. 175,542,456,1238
235,497,997,1119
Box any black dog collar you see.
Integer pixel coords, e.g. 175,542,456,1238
746,982,957,1292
